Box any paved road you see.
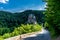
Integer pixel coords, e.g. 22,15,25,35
23,29,51,40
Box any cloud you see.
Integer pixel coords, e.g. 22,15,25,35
0,0,9,3
44,3,47,8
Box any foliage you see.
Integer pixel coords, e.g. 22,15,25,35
11,24,42,36
0,28,10,35
3,33,11,39
0,10,44,27
44,0,60,37
11,29,20,36
0,10,44,33
0,36,4,40
0,24,42,39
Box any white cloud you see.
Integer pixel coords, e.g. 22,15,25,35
0,0,9,3
44,3,47,8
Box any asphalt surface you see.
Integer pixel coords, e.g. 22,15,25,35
23,29,51,40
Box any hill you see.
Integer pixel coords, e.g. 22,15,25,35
0,10,45,35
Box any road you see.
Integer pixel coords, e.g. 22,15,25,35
23,29,51,40
5,29,51,40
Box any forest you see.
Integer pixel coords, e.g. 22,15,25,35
0,10,44,40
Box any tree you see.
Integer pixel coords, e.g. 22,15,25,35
44,0,60,36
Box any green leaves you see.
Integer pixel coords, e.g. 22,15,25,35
0,24,42,39
0,10,44,39
13,24,42,35
45,0,60,37
0,28,10,35
0,36,4,40
3,33,11,39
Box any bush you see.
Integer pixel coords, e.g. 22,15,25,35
3,33,11,39
0,38,4,40
20,24,33,34
0,36,4,40
11,30,20,36
12,24,42,35
32,24,42,32
0,24,42,39
0,28,10,35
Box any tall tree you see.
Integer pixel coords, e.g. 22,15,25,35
44,0,60,36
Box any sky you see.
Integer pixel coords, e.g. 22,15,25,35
0,0,46,12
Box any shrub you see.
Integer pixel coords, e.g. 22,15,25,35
0,28,10,35
0,24,42,39
11,30,20,36
13,24,42,35
3,33,11,39
0,36,4,40
31,24,42,32
20,24,32,34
